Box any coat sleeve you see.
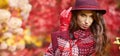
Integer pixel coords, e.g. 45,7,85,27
44,30,68,56
44,43,54,56
44,31,59,56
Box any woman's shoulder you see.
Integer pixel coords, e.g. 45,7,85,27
51,30,61,34
51,30,70,40
52,30,69,35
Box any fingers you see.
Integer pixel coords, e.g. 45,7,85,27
66,7,72,14
60,7,72,17
60,10,66,16
66,7,72,17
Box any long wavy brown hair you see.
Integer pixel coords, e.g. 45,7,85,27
68,10,110,56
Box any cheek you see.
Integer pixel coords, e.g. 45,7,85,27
88,19,94,25
77,19,84,27
77,16,85,23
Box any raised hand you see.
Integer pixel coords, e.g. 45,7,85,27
59,7,72,31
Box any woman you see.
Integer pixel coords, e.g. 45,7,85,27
45,0,110,56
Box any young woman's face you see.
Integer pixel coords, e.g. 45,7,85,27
77,10,94,29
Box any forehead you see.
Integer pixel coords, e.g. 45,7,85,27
78,10,94,15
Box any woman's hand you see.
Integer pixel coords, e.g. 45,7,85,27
59,7,72,31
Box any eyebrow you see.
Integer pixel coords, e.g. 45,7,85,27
79,12,93,16
80,13,86,16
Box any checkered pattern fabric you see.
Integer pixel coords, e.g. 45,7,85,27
44,29,95,56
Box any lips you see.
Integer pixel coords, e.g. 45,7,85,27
83,26,88,28
82,25,89,29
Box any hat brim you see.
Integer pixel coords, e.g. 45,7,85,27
71,8,106,14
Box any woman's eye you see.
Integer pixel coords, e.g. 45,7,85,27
80,14,86,17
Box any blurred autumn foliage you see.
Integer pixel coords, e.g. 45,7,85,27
0,0,120,56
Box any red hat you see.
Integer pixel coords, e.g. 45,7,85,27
72,0,106,14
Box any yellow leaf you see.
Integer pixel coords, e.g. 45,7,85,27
0,0,9,8
6,38,15,46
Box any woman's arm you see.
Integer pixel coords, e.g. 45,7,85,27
44,43,54,56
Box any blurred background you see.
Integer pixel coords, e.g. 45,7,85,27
0,0,120,56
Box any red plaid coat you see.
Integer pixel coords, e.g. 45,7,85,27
44,29,96,56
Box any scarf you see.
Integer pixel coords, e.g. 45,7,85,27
73,29,96,55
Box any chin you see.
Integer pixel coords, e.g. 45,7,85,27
80,27,89,30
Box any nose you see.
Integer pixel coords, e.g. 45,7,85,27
85,21,88,24
85,17,89,24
